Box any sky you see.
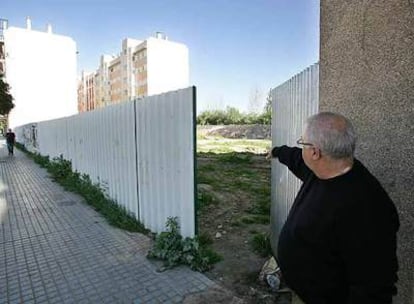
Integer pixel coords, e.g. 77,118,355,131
1,0,320,113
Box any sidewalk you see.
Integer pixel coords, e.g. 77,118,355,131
0,140,229,304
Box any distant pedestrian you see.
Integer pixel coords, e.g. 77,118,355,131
6,128,16,155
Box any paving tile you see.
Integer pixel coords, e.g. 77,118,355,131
0,143,217,303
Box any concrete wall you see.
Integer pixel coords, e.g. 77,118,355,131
320,1,414,303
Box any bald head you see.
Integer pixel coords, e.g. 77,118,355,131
305,112,356,159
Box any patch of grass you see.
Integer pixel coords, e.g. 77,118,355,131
198,232,213,246
215,175,267,200
245,185,271,216
230,219,245,227
197,133,225,141
198,163,217,172
230,214,270,227
231,179,254,192
148,217,222,272
197,171,221,187
197,189,217,210
240,215,270,225
223,169,258,185
234,139,271,149
197,133,208,140
15,145,148,234
199,246,222,265
217,152,252,164
241,271,260,284
250,232,272,257
199,147,236,154
197,138,271,154
247,197,271,215
251,184,271,196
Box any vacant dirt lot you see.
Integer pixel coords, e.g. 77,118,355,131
196,135,291,303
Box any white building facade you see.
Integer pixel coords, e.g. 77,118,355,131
4,18,77,128
145,35,189,97
78,33,189,112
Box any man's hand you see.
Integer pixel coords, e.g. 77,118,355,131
267,146,282,160
266,149,273,160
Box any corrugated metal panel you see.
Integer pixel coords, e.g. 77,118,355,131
14,87,196,237
136,87,195,237
270,63,319,254
66,102,139,218
15,123,39,153
37,118,68,159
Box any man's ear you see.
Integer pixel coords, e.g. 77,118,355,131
311,147,322,160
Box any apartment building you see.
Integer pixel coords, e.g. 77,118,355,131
0,19,6,75
2,17,77,128
0,19,8,131
77,71,95,112
78,33,189,112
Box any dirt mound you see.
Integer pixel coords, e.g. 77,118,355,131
198,125,271,139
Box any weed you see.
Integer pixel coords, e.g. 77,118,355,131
197,189,217,210
198,232,213,246
230,220,244,227
197,133,225,141
245,185,271,216
15,142,26,152
247,198,270,215
15,146,148,234
196,174,219,186
197,139,271,154
197,163,217,172
242,271,261,284
240,215,270,225
250,232,272,257
48,156,72,181
217,152,252,164
148,217,222,272
197,133,208,140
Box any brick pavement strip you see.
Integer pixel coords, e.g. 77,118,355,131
0,140,224,303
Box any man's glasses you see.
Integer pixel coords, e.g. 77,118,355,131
296,137,314,147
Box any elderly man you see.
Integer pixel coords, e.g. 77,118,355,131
269,112,399,304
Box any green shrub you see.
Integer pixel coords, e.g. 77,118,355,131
197,189,217,210
48,156,72,181
250,232,272,257
240,215,270,225
217,152,252,164
148,217,222,272
197,232,213,246
247,197,270,216
15,146,148,234
197,106,271,125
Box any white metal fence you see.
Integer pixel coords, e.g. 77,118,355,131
15,87,196,237
270,63,319,253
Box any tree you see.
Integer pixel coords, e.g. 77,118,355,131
248,86,264,114
225,106,243,124
260,89,272,125
264,89,272,115
0,74,14,115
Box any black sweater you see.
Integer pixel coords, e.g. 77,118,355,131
273,146,399,304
